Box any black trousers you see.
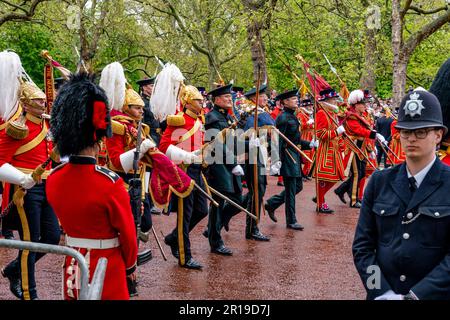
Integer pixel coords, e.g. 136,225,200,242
3,182,60,300
335,155,366,206
266,176,303,225
208,191,243,249
165,165,208,265
243,165,267,235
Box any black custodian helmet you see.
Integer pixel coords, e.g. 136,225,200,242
395,89,448,134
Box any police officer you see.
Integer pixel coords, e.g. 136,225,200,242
264,89,315,230
353,89,450,300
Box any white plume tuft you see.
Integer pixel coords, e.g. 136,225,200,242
348,89,364,105
150,63,185,121
99,62,126,111
0,51,23,121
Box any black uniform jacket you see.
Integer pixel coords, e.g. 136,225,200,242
353,159,450,300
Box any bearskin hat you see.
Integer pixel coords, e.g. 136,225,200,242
50,73,111,157
429,58,450,140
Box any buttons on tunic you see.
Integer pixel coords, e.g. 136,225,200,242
400,275,406,282
434,212,440,217
406,212,413,219
380,210,385,215
403,233,410,240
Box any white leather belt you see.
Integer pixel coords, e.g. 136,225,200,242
65,236,120,249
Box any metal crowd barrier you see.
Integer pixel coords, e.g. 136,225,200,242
0,239,107,300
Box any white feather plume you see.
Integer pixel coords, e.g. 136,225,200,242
150,63,185,121
348,89,364,105
99,62,126,111
0,51,23,121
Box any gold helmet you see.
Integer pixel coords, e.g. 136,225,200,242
179,85,203,107
19,81,46,110
124,86,144,108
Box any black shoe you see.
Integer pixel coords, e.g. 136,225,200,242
246,230,270,241
318,207,334,214
202,229,209,238
312,196,317,203
287,223,304,230
334,189,347,204
350,201,362,208
211,245,233,256
150,206,161,215
264,203,277,223
127,277,138,297
305,176,312,181
138,230,149,243
1,268,22,299
277,181,284,186
182,258,203,270
164,237,179,259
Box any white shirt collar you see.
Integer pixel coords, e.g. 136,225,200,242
406,156,437,188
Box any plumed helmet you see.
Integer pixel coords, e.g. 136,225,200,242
179,85,203,107
395,89,447,134
50,73,111,157
19,81,46,110
429,58,450,141
124,86,144,108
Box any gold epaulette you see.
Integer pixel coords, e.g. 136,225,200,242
6,115,29,140
142,123,150,136
112,120,125,135
167,113,185,127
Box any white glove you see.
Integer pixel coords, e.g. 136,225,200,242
370,151,376,159
307,119,314,125
309,139,319,148
375,290,404,300
140,139,156,154
376,133,387,145
336,125,345,135
249,135,261,148
165,145,201,164
270,161,282,175
232,165,244,176
0,163,36,190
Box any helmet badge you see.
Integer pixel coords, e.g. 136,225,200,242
404,92,425,117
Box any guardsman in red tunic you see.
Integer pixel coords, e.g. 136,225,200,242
334,89,387,208
297,98,315,178
100,62,155,296
46,73,137,300
312,90,346,213
159,85,207,270
358,108,378,200
387,119,406,166
0,52,60,300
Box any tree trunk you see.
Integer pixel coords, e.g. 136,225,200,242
360,27,377,92
391,0,405,108
246,19,267,85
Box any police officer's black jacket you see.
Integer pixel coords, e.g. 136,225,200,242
375,116,393,143
275,108,311,177
204,105,242,194
142,95,161,146
353,159,450,300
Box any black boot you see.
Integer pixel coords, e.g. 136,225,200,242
1,261,22,299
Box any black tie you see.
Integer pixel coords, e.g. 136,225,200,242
408,176,417,192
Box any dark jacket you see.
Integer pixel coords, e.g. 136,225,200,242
353,159,450,300
275,108,311,177
142,95,161,146
375,116,393,143
204,105,242,194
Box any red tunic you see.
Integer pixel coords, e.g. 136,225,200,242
159,111,204,155
343,110,375,160
270,106,283,121
312,109,345,181
0,113,53,211
387,120,406,165
46,157,137,300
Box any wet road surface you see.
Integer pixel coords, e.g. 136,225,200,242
0,177,366,300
